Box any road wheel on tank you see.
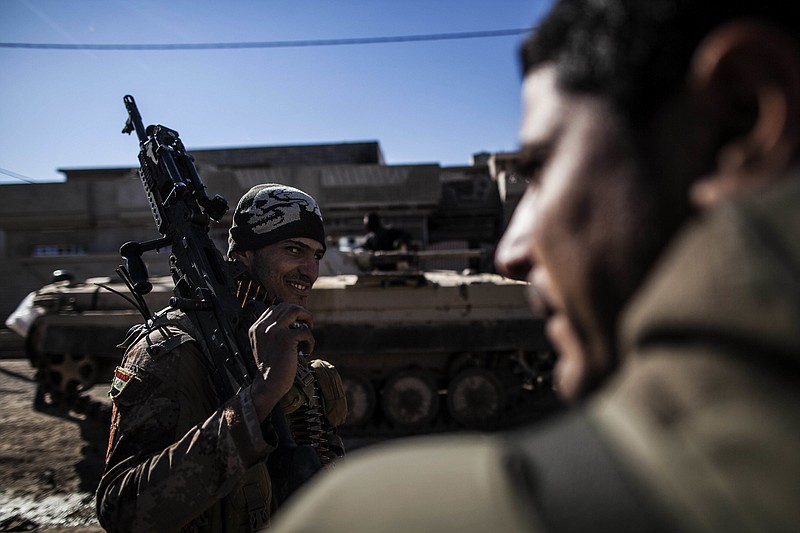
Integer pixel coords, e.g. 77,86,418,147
40,353,98,403
381,369,440,428
340,371,377,428
447,367,506,429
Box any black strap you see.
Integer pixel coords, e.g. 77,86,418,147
241,481,269,531
504,411,678,533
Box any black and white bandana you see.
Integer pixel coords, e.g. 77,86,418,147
227,184,325,256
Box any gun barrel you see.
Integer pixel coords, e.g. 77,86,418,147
122,95,147,143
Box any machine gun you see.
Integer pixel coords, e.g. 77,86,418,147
120,94,253,399
120,95,320,501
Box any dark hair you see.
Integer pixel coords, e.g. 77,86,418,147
521,0,800,125
364,212,382,232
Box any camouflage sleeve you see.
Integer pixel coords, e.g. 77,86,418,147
96,332,276,532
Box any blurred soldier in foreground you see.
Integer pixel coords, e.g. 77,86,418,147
271,1,800,531
97,184,346,532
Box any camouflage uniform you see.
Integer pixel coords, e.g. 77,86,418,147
97,310,345,532
270,175,800,532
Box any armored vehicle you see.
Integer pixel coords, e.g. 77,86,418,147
18,249,558,435
16,271,173,413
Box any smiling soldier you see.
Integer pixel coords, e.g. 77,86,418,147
97,184,347,532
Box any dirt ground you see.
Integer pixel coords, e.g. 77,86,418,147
0,359,108,532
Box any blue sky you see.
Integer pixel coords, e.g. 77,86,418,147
0,0,553,184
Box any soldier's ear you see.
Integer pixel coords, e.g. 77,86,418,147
232,250,253,267
687,21,800,207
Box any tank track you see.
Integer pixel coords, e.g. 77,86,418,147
338,350,563,441
340,390,563,439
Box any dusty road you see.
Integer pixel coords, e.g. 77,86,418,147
0,359,107,532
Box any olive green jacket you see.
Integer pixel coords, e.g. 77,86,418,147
270,175,800,532
591,173,800,532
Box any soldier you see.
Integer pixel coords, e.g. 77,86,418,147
270,1,800,531
361,212,410,252
96,184,347,532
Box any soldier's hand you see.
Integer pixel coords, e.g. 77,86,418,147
248,303,315,420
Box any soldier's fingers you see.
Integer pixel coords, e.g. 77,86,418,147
293,327,315,355
258,303,314,330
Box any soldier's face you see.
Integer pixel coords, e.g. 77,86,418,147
495,65,670,401
244,237,324,307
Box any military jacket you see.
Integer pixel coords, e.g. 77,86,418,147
96,313,277,532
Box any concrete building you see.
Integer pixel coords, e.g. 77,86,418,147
0,141,521,324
